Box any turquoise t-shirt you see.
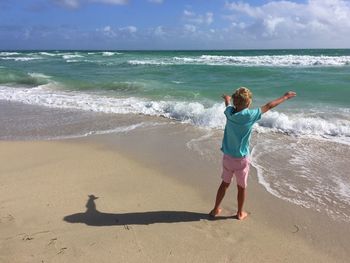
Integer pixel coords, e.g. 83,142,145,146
221,106,262,158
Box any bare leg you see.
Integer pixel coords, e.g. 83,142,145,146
236,185,248,220
209,181,230,217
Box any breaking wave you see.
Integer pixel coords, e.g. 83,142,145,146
0,84,349,143
128,55,350,67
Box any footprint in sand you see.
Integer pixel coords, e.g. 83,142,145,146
19,230,51,242
57,247,67,255
46,237,68,255
22,235,34,241
1,214,15,223
292,224,300,233
47,237,57,246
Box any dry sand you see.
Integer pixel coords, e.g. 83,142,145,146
0,138,346,263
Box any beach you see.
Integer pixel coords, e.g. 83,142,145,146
1,50,350,262
2,0,350,260
1,106,350,262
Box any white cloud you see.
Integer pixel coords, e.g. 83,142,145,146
92,0,128,4
96,25,117,37
103,25,111,31
231,22,246,30
184,24,197,33
54,0,80,8
119,26,137,33
54,0,128,8
6,0,350,49
184,10,195,16
154,26,166,36
96,25,137,39
148,0,163,4
183,10,214,25
225,0,350,39
206,12,214,25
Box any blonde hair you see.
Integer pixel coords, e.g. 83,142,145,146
232,87,252,109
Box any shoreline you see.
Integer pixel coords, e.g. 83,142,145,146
85,123,350,259
1,132,349,262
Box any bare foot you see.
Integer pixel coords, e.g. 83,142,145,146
209,208,222,218
237,211,248,220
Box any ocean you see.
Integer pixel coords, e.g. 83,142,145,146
0,49,349,222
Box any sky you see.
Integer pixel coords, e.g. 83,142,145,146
0,0,350,50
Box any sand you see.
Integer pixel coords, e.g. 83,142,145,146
0,136,347,263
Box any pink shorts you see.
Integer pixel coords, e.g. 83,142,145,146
221,154,250,188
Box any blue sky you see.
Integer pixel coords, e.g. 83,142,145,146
1,0,350,50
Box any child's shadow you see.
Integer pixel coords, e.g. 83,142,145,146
63,195,230,226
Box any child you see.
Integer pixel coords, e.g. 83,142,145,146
210,87,296,220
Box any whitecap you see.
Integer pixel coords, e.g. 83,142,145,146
40,52,60,57
102,52,115,56
128,55,350,67
62,54,84,60
0,52,21,56
28,72,52,79
0,57,42,61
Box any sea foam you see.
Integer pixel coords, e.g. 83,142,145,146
102,52,115,56
62,54,84,60
0,85,349,143
251,136,350,222
128,55,350,67
0,57,42,61
28,72,52,79
257,111,350,138
0,52,21,56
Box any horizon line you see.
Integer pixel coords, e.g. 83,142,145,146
1,48,350,52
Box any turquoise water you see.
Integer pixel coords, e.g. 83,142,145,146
1,49,350,140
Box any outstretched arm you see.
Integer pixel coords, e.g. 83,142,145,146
261,91,296,114
222,94,231,107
